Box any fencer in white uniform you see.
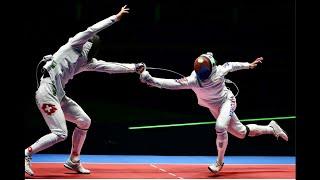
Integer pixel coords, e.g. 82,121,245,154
25,5,145,176
140,52,288,174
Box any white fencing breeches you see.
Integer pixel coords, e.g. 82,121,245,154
26,77,91,156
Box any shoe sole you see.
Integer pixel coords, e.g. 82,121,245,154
280,129,289,141
208,166,220,174
25,170,34,176
64,164,90,174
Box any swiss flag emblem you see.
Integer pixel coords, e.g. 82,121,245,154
41,104,57,115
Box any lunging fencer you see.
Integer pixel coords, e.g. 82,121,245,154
140,52,288,174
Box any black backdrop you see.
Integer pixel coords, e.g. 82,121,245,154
23,0,295,156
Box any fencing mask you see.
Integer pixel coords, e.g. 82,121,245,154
194,52,217,81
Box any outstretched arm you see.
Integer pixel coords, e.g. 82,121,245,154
221,57,263,75
69,5,129,48
81,58,145,74
140,71,193,90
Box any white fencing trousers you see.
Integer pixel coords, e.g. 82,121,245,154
28,77,91,155
209,92,247,140
208,91,245,163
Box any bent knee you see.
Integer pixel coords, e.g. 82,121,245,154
58,133,68,141
232,125,247,139
76,117,91,130
52,130,68,141
215,123,227,133
237,128,247,139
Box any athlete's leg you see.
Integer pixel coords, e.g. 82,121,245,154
208,98,235,173
227,112,288,141
25,78,68,176
61,96,91,174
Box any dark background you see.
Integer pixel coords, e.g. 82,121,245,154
23,0,295,156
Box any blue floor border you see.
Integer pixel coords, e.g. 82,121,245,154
32,154,295,164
